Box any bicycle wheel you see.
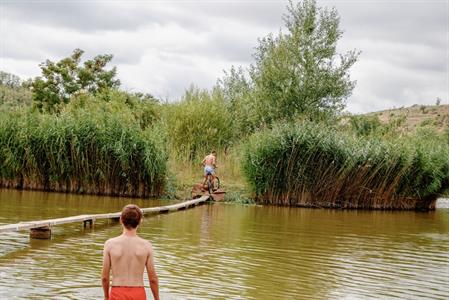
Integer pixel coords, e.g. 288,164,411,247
207,175,213,194
212,177,220,191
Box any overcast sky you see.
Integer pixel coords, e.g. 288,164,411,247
1,0,448,113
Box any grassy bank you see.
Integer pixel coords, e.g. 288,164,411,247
0,92,166,197
167,148,247,199
242,121,449,210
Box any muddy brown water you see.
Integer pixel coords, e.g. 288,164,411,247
0,189,448,299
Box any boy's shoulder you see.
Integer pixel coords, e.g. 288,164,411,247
137,236,152,246
104,237,117,250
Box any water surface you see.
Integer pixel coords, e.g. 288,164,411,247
0,189,448,299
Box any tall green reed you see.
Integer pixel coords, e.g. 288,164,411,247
0,91,167,197
242,121,449,210
163,86,233,161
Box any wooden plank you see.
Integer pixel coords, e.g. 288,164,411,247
0,195,210,233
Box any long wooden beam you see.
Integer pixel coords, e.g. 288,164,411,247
0,195,210,233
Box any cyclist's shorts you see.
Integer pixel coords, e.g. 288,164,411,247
204,166,215,175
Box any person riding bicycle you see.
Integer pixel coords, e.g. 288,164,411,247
202,150,217,185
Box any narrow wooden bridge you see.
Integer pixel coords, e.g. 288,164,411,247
0,195,210,239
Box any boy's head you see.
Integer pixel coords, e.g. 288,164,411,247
211,150,217,156
120,204,143,229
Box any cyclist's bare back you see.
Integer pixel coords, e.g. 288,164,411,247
202,151,217,180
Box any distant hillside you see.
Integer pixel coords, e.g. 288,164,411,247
367,104,449,133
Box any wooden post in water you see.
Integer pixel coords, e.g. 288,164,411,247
83,219,94,228
30,226,51,239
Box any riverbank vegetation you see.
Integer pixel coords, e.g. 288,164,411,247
0,90,166,197
1,0,448,208
0,71,32,110
242,121,449,209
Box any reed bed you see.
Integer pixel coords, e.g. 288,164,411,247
0,93,167,197
242,122,449,210
163,86,234,161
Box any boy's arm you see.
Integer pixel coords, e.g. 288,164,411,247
101,241,111,300
146,243,159,300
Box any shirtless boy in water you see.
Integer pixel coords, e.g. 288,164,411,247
102,204,159,300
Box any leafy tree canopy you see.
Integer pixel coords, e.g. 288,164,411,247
0,71,22,88
219,0,359,131
31,49,120,112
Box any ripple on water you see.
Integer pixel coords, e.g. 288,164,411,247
0,192,449,299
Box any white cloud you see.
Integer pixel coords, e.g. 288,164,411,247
1,0,448,113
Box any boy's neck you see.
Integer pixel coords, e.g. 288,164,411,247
122,227,138,237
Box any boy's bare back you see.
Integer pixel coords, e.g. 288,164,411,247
102,204,159,300
104,235,157,287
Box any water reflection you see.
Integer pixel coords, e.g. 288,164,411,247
0,190,448,299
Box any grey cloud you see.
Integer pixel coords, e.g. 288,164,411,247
347,57,447,113
1,1,447,113
185,26,260,64
328,1,448,112
4,1,167,32
1,18,147,65
4,0,289,35
333,1,447,46
207,36,254,63
387,46,447,74
177,1,287,28
342,38,447,74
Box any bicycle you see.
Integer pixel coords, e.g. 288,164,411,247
204,171,220,194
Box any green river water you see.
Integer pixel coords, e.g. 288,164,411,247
0,189,448,299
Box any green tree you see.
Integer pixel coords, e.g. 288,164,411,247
164,85,233,161
0,71,32,109
219,0,359,132
0,71,21,88
31,49,120,112
216,66,257,139
251,0,359,123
